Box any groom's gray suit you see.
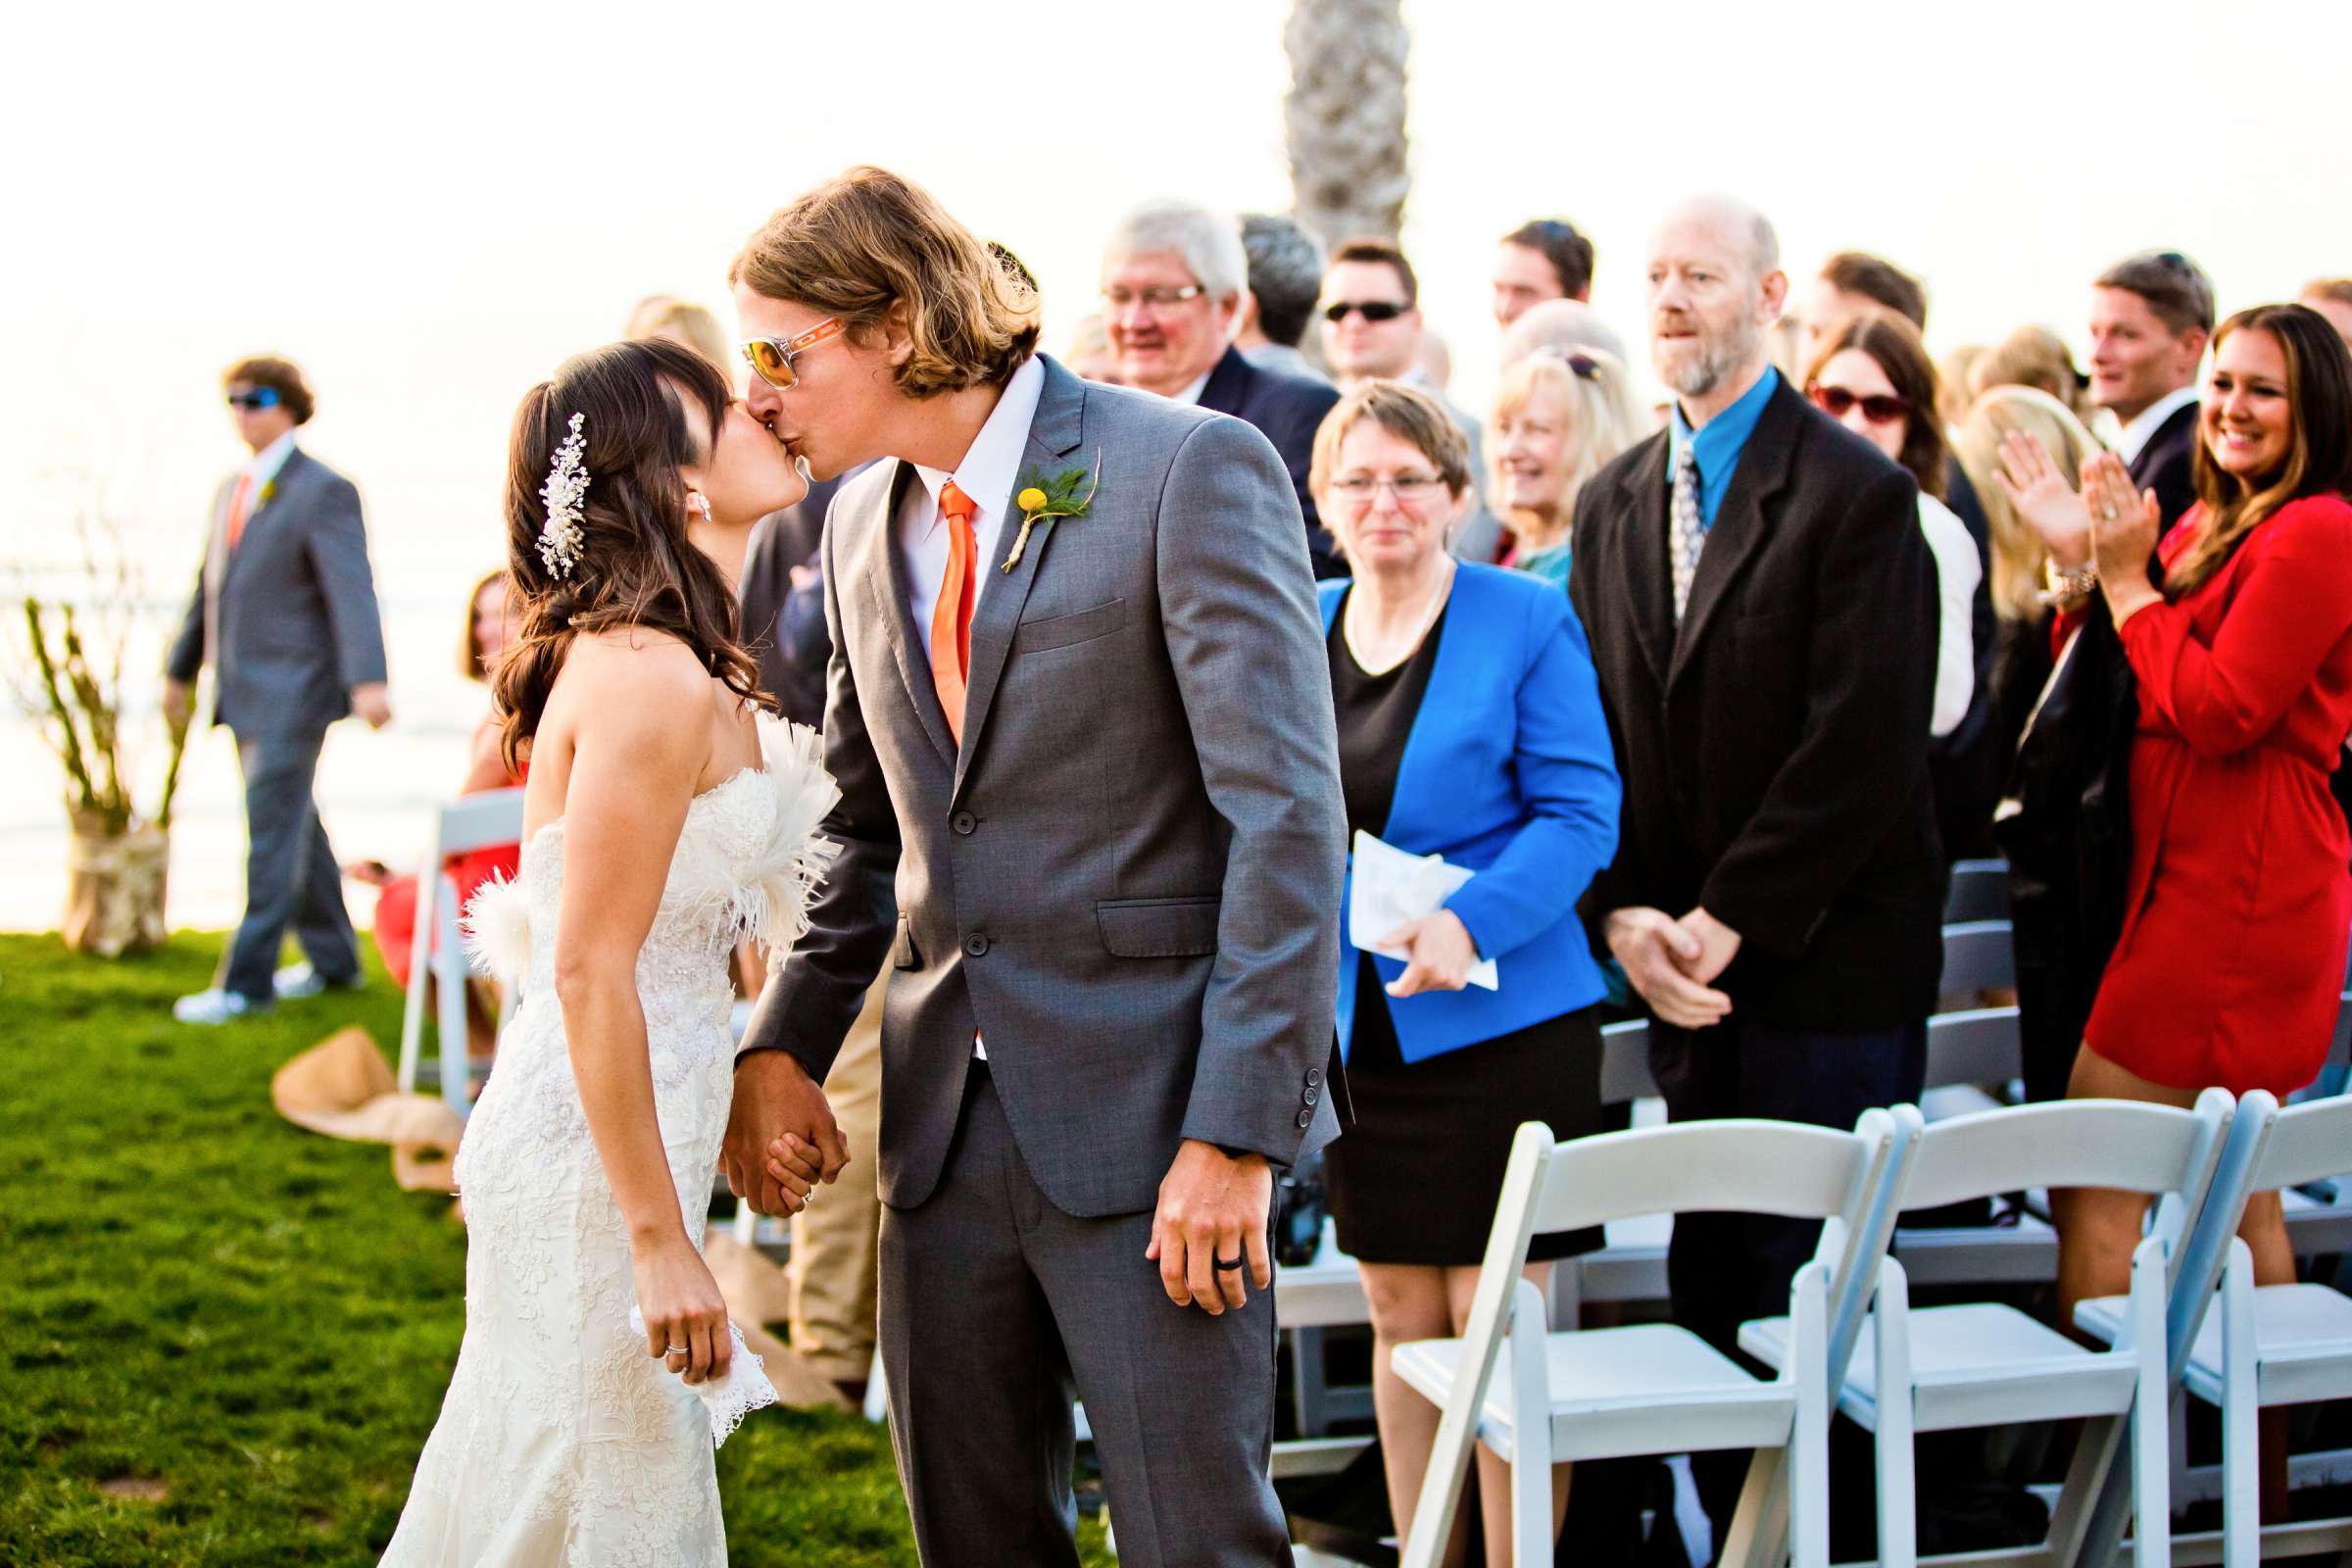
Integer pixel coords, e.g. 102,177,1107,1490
741,354,1345,1566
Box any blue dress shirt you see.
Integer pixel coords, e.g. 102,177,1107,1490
1668,365,1781,531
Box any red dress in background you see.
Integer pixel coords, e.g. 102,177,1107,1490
373,755,526,990
2084,494,2352,1095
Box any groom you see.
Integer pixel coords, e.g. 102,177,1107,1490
722,168,1346,1566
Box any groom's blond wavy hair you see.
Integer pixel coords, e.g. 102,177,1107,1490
730,167,1042,399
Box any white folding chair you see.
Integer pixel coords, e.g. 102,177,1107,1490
395,788,525,1117
1742,1091,2232,1568
1394,1111,1909,1568
1943,858,2012,924
2082,1090,2352,1566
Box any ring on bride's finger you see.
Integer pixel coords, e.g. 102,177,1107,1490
666,1344,689,1354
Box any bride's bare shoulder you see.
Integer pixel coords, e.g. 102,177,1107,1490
554,628,710,716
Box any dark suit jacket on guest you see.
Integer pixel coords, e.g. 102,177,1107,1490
741,356,1347,1219
2130,398,2202,529
1197,344,1344,577
1568,376,1944,1029
738,474,845,729
166,446,387,739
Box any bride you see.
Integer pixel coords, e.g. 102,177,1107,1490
383,337,845,1565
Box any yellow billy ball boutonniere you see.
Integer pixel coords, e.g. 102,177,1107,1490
1003,452,1102,573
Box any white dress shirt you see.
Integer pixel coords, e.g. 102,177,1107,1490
896,355,1046,1060
2115,384,2199,466
1919,493,1982,739
245,428,299,491
1170,368,1213,407
900,355,1048,663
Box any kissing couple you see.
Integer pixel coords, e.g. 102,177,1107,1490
381,167,1348,1567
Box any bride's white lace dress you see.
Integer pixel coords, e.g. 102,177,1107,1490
382,718,837,1567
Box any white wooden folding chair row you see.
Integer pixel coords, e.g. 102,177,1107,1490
395,787,526,1118
1944,858,2013,925
1393,1108,1918,1568
1739,1091,2232,1568
2074,1089,2352,1567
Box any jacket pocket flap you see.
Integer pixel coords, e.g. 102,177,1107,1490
1013,597,1131,656
1096,897,1221,957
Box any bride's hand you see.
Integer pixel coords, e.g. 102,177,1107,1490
634,1235,732,1387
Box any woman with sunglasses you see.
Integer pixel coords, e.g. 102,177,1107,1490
1488,344,1647,588
1307,381,1621,1567
1805,311,1981,743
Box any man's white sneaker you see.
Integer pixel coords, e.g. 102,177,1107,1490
274,962,364,1001
172,989,270,1025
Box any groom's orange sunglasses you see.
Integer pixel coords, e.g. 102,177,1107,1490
741,317,847,391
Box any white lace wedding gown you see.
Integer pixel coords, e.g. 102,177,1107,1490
382,717,838,1567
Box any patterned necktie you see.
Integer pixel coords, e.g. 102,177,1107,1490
224,473,256,555
928,480,979,740
1670,439,1704,622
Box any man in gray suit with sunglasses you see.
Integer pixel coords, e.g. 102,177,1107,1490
166,356,389,1025
724,168,1345,1568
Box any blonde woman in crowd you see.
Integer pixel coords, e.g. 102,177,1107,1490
1954,384,2105,623
1970,324,2097,426
1487,346,1646,587
623,293,734,370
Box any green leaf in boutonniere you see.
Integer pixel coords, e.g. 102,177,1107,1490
1003,451,1102,573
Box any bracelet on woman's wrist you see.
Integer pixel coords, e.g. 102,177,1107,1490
2038,560,2098,607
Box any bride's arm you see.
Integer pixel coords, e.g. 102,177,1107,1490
550,641,739,1386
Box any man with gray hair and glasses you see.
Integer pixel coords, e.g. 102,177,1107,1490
1103,200,1342,573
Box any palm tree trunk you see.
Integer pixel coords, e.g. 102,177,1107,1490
1283,0,1411,250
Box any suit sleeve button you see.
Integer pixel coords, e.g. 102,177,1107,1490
1304,1067,1323,1087
1302,1086,1319,1105
1296,1108,1314,1129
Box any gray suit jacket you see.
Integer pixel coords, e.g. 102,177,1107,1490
167,447,388,737
740,357,1347,1218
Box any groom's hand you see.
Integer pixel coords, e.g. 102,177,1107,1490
1147,1140,1273,1315
725,1051,849,1214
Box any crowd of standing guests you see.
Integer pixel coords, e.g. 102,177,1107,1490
160,187,2352,1563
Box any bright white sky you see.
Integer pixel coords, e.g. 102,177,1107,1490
1,0,2347,925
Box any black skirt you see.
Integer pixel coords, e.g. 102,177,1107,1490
1324,955,1607,1266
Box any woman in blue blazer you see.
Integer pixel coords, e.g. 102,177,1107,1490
1308,382,1621,1563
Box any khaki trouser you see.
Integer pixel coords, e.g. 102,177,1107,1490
787,973,885,1384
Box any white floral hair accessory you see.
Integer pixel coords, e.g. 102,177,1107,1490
537,412,590,579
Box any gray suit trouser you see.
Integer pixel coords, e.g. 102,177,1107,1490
220,729,360,1002
880,1062,1293,1568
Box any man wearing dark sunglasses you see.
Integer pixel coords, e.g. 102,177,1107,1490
166,355,389,1026
1320,237,1503,562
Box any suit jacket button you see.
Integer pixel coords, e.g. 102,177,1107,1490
963,933,990,957
1295,1108,1314,1129
952,810,976,835
1302,1085,1320,1106
1304,1067,1323,1088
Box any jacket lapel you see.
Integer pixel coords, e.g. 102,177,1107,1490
860,459,959,770
1668,383,1798,691
952,357,1087,802
1615,435,1675,693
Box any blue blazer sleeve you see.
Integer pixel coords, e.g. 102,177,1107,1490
1441,585,1621,959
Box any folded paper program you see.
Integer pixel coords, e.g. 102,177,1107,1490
1348,830,1498,990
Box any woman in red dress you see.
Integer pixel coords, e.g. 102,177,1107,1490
2057,306,2352,1507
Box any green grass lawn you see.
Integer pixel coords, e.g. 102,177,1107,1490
0,932,1112,1566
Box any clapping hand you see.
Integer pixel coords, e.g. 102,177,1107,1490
1989,428,2092,566
1379,909,1478,997
1606,906,1732,1029
2082,452,2165,621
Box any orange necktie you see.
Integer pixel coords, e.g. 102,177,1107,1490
929,480,979,739
223,473,256,554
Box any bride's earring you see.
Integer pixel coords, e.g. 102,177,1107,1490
685,489,712,522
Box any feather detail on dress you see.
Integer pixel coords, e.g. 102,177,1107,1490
729,715,843,956
461,871,532,985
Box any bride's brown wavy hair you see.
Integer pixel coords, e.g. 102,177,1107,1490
494,338,772,768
